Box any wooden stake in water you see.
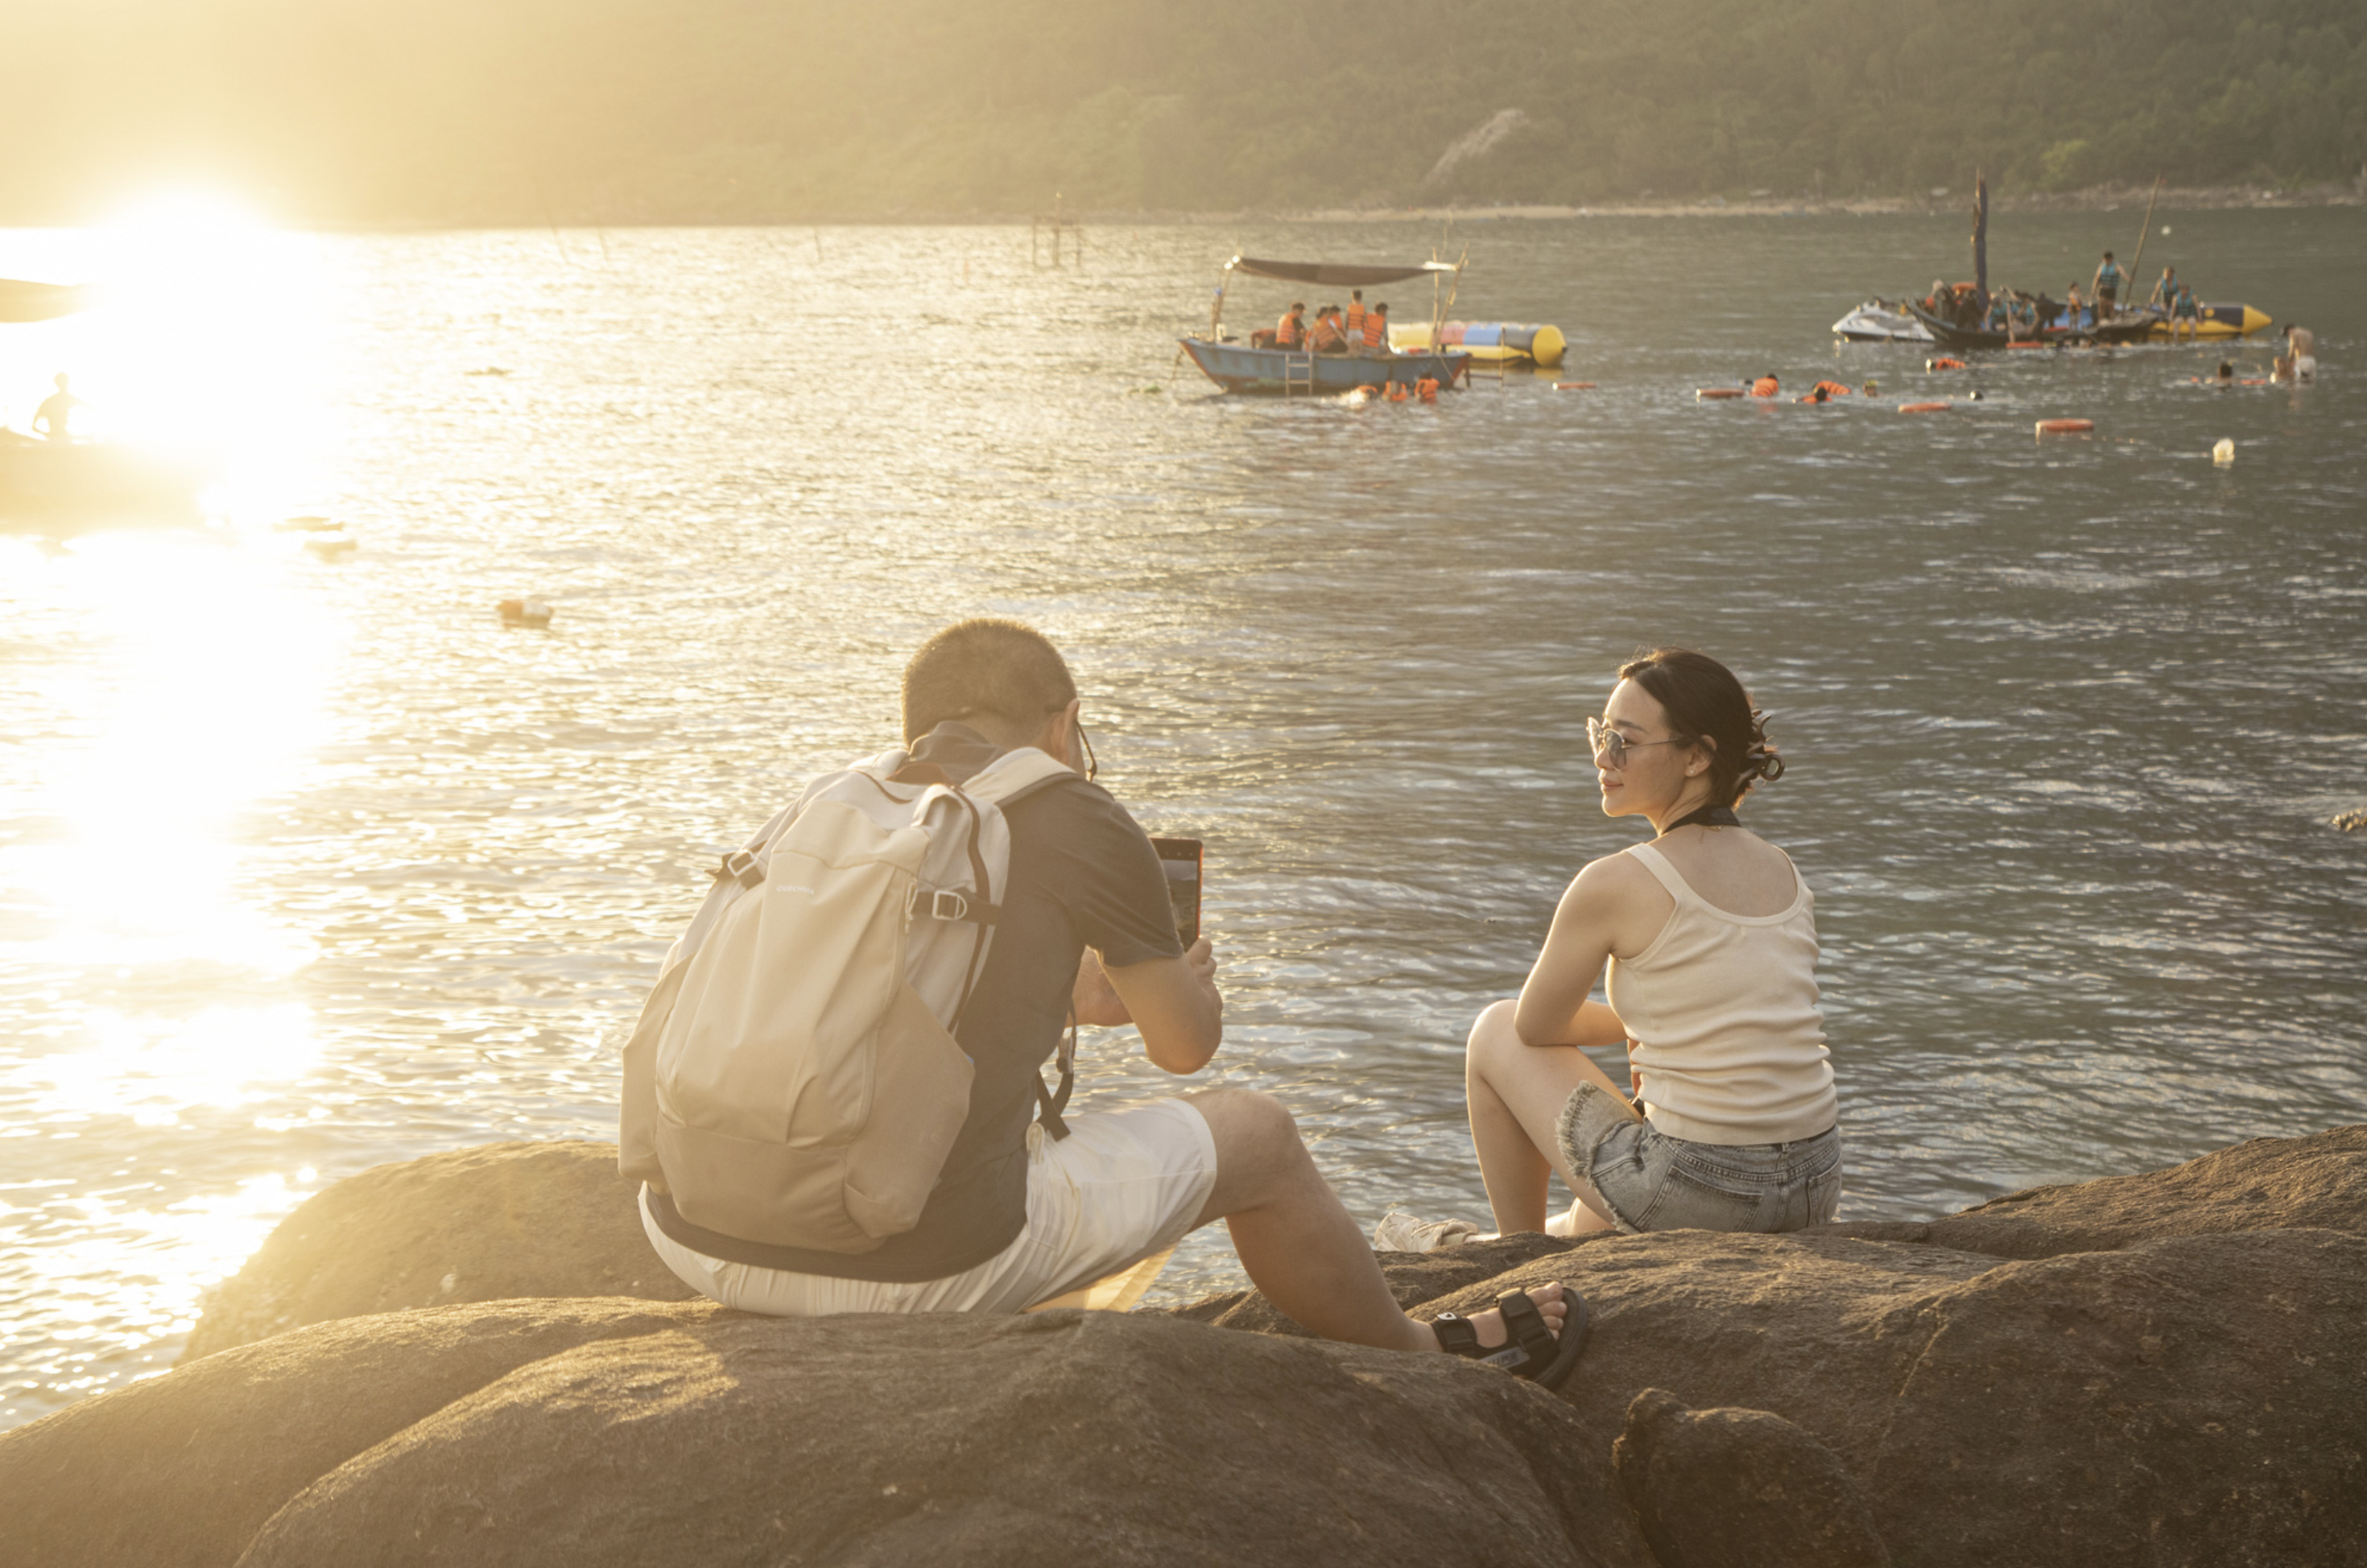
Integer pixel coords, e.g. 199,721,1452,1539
2128,175,2165,291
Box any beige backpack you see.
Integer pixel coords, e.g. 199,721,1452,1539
618,745,1076,1253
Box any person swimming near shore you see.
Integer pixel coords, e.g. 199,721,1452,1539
2274,324,2316,382
1378,649,1838,1251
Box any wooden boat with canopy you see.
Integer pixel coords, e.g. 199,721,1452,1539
1179,254,1472,395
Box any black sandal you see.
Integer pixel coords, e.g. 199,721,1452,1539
1431,1284,1589,1391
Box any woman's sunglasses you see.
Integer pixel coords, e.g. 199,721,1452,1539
1587,716,1675,771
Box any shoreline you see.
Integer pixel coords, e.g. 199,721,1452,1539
6,182,2360,235
1287,180,2367,222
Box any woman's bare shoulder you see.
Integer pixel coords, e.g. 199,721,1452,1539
1570,844,1651,889
1563,845,1671,915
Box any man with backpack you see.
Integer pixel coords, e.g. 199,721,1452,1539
620,618,1582,1384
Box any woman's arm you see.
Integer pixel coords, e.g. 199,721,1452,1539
1512,856,1645,1047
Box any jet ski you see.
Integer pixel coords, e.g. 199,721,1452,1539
1831,300,1933,343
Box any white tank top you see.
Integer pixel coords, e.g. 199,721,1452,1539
1605,841,1837,1145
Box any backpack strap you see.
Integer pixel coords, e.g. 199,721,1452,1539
962,747,1080,808
1035,1012,1077,1141
963,750,1088,1141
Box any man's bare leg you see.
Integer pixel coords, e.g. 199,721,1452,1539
1182,1087,1567,1355
1465,999,1625,1235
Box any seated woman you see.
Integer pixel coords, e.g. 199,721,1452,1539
1463,647,1840,1238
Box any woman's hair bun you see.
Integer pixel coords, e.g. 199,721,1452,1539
1741,709,1786,790
1617,648,1787,807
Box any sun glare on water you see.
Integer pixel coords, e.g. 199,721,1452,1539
4,188,330,522
2,190,350,1408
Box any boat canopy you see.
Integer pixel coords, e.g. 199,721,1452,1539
1,280,87,324
1225,257,1456,287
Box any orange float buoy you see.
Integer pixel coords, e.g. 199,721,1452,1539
1925,357,1967,371
1898,401,1952,414
1696,387,1745,400
1554,382,1597,390
2006,340,2050,350
2034,419,2094,435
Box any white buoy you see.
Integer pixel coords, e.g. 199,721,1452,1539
2212,438,2235,465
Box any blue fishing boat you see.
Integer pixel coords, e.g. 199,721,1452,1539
1178,254,1473,395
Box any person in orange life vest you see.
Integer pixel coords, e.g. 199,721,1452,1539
1750,373,1779,398
1309,306,1349,353
1344,291,1367,341
1275,303,1307,349
1361,303,1390,353
1796,381,1849,403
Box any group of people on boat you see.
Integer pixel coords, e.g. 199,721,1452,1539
1256,289,1394,355
1923,249,2223,345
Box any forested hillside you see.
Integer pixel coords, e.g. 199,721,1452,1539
7,0,2362,223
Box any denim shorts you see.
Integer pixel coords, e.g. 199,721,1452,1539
1555,1082,1842,1235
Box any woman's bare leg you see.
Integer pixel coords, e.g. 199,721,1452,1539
1464,1000,1629,1234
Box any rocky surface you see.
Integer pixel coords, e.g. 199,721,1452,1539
1807,1123,2367,1261
182,1139,696,1360
1415,1227,2367,1564
1172,1230,1582,1337
1,1298,725,1568
64,1306,1639,1568
3,1124,2358,1566
1613,1389,1890,1568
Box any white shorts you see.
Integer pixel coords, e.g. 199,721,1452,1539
641,1098,1217,1315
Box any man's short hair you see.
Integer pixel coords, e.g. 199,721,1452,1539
902,619,1076,743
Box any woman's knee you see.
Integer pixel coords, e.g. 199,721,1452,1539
1465,998,1522,1079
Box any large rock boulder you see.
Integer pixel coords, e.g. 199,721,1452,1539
226,1309,1645,1568
1423,1227,2367,1565
1811,1124,2367,1259
85,1123,2365,1568
184,1141,696,1360
0,1298,724,1568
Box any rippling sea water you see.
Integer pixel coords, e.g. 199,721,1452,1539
2,208,2362,1429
